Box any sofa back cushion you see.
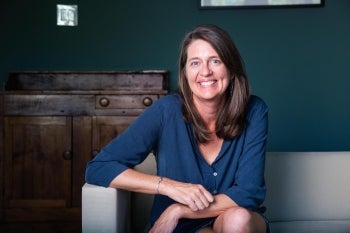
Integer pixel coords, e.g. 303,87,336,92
264,152,350,222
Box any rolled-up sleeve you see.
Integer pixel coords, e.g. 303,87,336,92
85,100,163,187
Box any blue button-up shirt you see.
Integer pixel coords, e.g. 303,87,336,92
86,94,268,224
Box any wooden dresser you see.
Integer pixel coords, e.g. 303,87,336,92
0,71,168,233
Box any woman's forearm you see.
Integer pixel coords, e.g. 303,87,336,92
110,170,216,211
176,194,238,220
151,193,238,233
109,168,160,194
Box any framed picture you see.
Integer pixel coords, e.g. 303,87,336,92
200,0,324,9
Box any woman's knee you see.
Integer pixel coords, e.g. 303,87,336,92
213,207,264,233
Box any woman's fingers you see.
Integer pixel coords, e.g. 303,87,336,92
184,184,214,211
161,178,214,211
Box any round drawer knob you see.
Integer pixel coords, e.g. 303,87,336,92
99,97,110,107
142,97,153,107
62,150,72,160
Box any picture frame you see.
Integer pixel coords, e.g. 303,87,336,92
200,0,324,9
57,4,78,26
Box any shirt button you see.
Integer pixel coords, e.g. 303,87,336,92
213,172,218,176
213,190,217,194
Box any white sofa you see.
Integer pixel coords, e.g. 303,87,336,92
82,152,350,233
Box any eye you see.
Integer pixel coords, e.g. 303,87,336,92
189,60,200,67
211,58,221,65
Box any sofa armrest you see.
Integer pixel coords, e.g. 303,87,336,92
82,183,131,233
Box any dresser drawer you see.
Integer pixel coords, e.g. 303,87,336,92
96,95,158,109
4,94,95,115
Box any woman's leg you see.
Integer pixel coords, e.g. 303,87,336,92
212,207,267,233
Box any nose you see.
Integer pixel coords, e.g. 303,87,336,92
200,62,212,77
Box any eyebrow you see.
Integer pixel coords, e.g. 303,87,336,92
187,56,220,61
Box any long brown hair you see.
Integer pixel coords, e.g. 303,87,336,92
178,24,250,143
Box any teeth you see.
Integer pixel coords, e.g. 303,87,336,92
200,81,216,86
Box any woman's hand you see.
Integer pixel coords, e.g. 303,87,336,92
149,204,183,233
159,178,214,211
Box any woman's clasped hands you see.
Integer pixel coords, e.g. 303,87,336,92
149,178,214,233
160,177,214,211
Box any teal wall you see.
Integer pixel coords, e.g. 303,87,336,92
1,0,349,151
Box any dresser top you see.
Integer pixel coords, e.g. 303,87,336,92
5,71,169,92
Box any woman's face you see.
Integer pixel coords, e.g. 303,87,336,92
185,39,230,104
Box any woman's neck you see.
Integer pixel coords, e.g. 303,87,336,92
193,97,223,132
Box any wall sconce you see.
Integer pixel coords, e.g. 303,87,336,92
57,4,78,26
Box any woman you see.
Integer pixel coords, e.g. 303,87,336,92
86,24,269,233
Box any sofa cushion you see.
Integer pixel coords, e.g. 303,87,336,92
270,220,350,233
264,152,350,222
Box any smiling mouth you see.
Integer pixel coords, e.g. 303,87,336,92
199,80,217,87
